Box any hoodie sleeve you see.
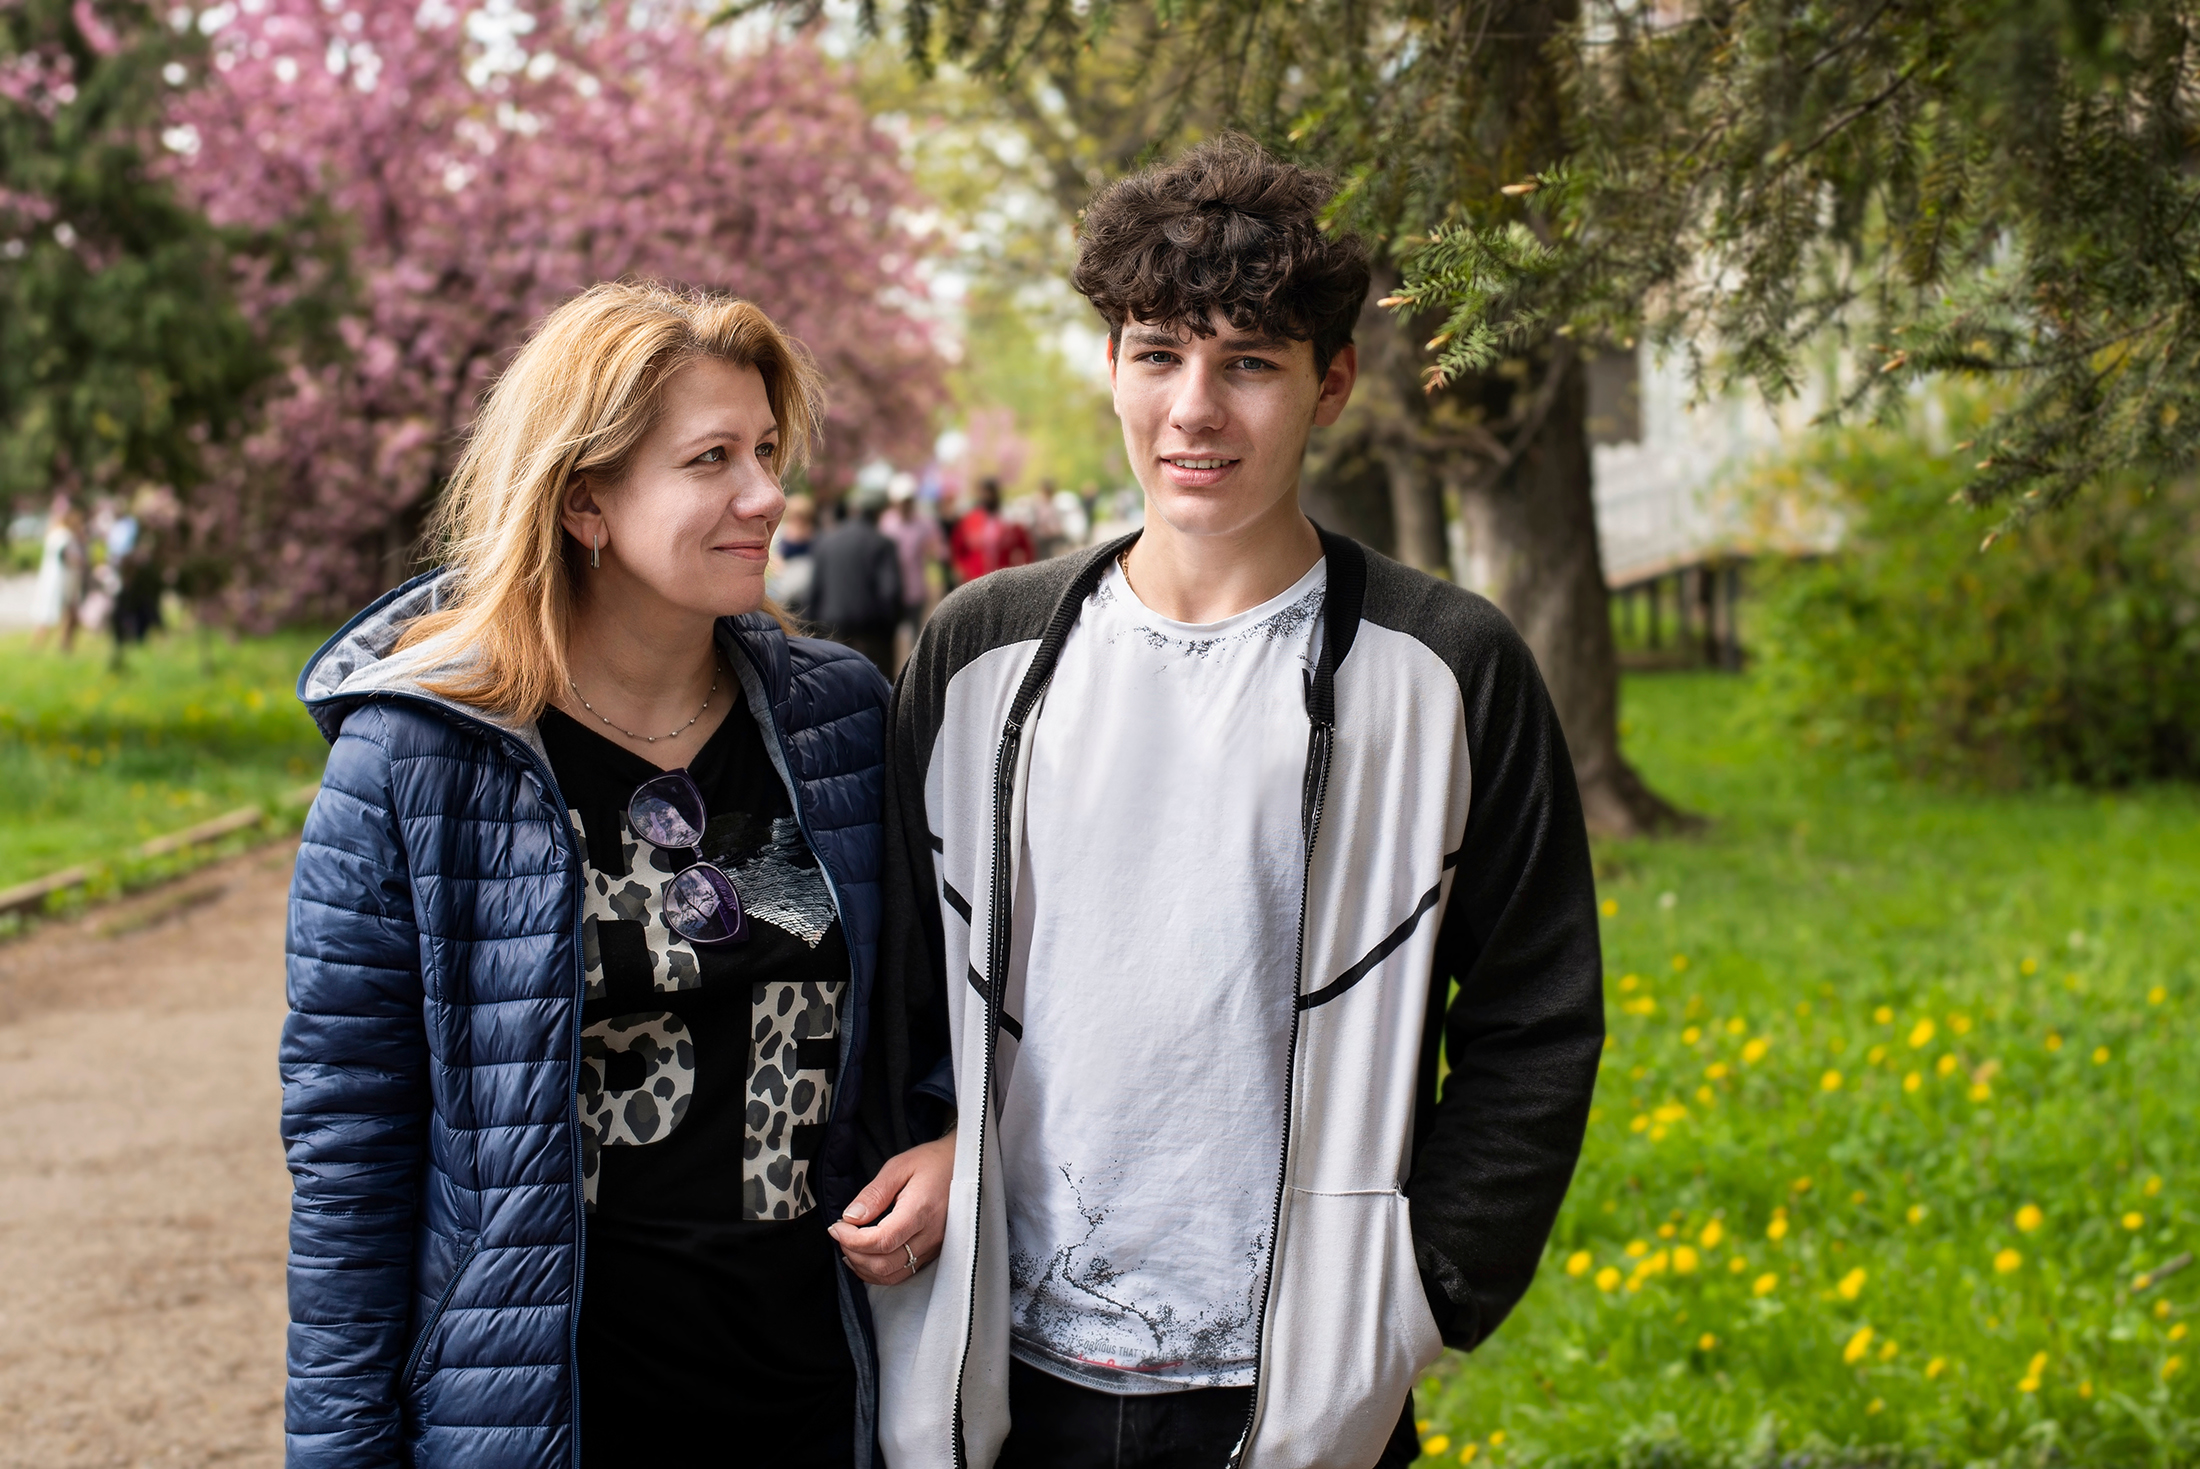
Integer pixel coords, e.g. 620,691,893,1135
1407,615,1605,1352
280,704,428,1467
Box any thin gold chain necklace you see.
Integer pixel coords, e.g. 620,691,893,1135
566,664,719,745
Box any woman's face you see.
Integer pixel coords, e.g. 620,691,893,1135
566,356,786,621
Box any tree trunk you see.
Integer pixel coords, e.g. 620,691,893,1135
1380,444,1449,576
1456,354,1695,837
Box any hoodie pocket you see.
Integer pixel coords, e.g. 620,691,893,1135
1254,1188,1442,1467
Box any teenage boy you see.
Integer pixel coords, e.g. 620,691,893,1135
841,135,1604,1469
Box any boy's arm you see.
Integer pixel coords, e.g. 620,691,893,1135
1407,622,1605,1351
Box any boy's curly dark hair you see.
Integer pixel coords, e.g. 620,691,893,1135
1072,135,1371,379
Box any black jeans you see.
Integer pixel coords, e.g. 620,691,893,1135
995,1357,1421,1469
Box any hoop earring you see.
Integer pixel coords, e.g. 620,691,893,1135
591,533,601,570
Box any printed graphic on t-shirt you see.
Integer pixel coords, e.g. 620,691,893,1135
1008,1163,1267,1386
572,801,842,1220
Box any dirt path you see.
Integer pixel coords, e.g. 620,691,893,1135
0,843,298,1468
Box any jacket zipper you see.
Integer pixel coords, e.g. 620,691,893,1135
950,709,1025,1468
1229,714,1335,1466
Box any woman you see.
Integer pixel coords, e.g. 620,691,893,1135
30,494,85,652
285,282,951,1469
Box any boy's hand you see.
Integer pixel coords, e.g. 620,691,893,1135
828,1131,956,1286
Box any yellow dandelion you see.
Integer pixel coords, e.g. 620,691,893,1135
1937,1054,1960,1077
1951,1013,1974,1034
2029,1351,2049,1377
2094,1046,2111,1064
2015,1204,2043,1232
1658,1223,1678,1240
1700,1220,1725,1249
1672,954,1688,972
1844,1326,1876,1364
2021,957,2038,975
2157,1299,2174,1320
1866,1398,1885,1415
1908,1019,1937,1049
1460,1446,1479,1464
1969,1081,1993,1101
1600,898,1618,917
1729,1256,1749,1274
1903,1071,1922,1093
2146,1175,2164,1197
1767,1217,1790,1241
2124,1212,2146,1231
1626,1239,1650,1258
1822,1070,1844,1092
1706,1061,1731,1080
1875,1005,1894,1024
1727,1017,1747,1036
1630,1114,1649,1133
1995,1248,2023,1273
1696,1084,1715,1105
1926,1357,1947,1380
2149,985,2167,1005
1907,1204,1928,1224
1618,974,1638,993
1566,1251,1593,1277
2171,1323,2188,1343
1595,1266,1621,1292
1742,1037,1770,1064
2018,1376,2040,1393
1867,1044,1888,1065
1674,1246,1700,1275
2046,1032,2063,1051
2166,1356,2185,1381
1753,1272,1780,1296
1487,1432,1505,1446
1424,1436,1452,1456
1793,1177,1813,1194
1698,1332,1719,1351
1880,1338,1900,1361
1838,1267,1868,1301
2080,1379,2094,1399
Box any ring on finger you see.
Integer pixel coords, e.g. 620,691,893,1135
904,1243,918,1274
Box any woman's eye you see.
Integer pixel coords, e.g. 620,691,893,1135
757,442,776,460
695,446,726,464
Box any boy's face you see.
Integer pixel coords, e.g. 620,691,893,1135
1109,313,1356,543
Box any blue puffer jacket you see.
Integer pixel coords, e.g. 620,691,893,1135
284,569,890,1469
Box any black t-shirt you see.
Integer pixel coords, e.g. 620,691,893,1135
541,699,856,1468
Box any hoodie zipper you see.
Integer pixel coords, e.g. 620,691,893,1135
950,706,1026,1469
1228,708,1335,1466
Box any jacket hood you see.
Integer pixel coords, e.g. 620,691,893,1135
296,566,543,755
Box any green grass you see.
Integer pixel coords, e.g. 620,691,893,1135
0,627,330,892
1415,673,2200,1469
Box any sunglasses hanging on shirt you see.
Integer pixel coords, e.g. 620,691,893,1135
627,769,750,945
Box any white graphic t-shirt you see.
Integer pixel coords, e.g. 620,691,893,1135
1000,555,1324,1393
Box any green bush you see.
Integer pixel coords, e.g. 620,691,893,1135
1745,427,2200,786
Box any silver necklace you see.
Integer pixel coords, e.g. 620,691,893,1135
567,665,718,744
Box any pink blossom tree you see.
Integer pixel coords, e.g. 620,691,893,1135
164,0,943,624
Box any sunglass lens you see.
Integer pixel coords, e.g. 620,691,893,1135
666,865,747,945
630,774,706,847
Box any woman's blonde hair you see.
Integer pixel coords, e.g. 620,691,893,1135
396,281,824,721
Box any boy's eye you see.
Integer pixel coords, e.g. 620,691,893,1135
1234,357,1275,371
1140,351,1178,365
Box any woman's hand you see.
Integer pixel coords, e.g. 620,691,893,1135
827,1131,956,1286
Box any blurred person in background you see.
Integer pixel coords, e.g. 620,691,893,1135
108,492,164,652
1051,482,1091,550
1025,479,1068,560
948,476,1034,585
29,495,85,653
808,482,903,676
768,490,818,617
879,472,944,658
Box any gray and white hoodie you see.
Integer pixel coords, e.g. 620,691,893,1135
857,529,1604,1468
